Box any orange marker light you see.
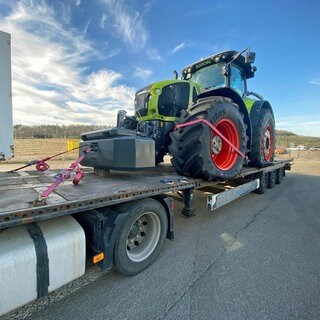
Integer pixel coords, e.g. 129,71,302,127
93,252,104,264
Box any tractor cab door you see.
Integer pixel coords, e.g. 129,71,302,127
229,64,246,97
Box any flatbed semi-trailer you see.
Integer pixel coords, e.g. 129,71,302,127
0,159,291,316
0,159,290,229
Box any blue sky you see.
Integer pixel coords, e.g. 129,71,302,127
0,0,320,136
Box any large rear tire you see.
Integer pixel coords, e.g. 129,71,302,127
169,97,247,181
250,108,275,167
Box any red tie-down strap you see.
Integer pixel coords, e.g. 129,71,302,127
40,147,91,199
174,119,247,159
9,147,80,173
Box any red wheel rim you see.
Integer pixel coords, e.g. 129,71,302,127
262,125,273,161
210,118,240,171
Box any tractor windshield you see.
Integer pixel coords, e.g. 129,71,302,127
190,62,226,90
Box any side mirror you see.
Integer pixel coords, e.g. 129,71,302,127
245,52,256,64
173,70,178,79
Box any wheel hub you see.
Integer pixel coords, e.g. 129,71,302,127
263,127,272,160
211,135,222,154
125,212,161,263
127,218,147,251
128,223,140,238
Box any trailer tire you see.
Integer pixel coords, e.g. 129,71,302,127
250,108,275,167
169,98,247,181
276,167,284,184
268,170,276,188
254,172,269,194
114,199,168,276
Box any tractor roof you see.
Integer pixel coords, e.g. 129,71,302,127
182,50,256,79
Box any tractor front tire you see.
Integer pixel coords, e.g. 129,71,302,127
250,108,275,167
169,98,247,181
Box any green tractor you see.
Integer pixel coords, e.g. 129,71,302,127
80,48,275,181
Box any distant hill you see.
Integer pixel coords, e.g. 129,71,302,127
12,125,320,148
275,130,296,136
14,124,107,139
276,130,320,148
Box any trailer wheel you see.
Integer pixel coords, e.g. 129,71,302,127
268,170,276,188
250,108,275,167
276,167,285,184
114,199,168,276
169,98,247,181
254,172,269,194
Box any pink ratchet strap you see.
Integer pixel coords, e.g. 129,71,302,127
175,119,247,159
40,147,91,199
9,146,80,173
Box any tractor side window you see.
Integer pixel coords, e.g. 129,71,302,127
230,65,245,96
158,83,190,117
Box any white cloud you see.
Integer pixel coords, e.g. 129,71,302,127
83,19,91,33
134,67,153,79
101,0,148,51
147,48,162,61
276,116,320,137
170,42,186,55
309,78,320,85
100,14,107,29
143,1,154,14
0,0,134,126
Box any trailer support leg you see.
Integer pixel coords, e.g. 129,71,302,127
181,188,196,218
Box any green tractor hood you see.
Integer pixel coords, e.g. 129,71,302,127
134,79,200,122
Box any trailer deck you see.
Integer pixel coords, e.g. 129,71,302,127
0,159,291,230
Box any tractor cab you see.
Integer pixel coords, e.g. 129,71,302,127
181,49,256,97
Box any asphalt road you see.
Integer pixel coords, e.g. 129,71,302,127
4,170,320,320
